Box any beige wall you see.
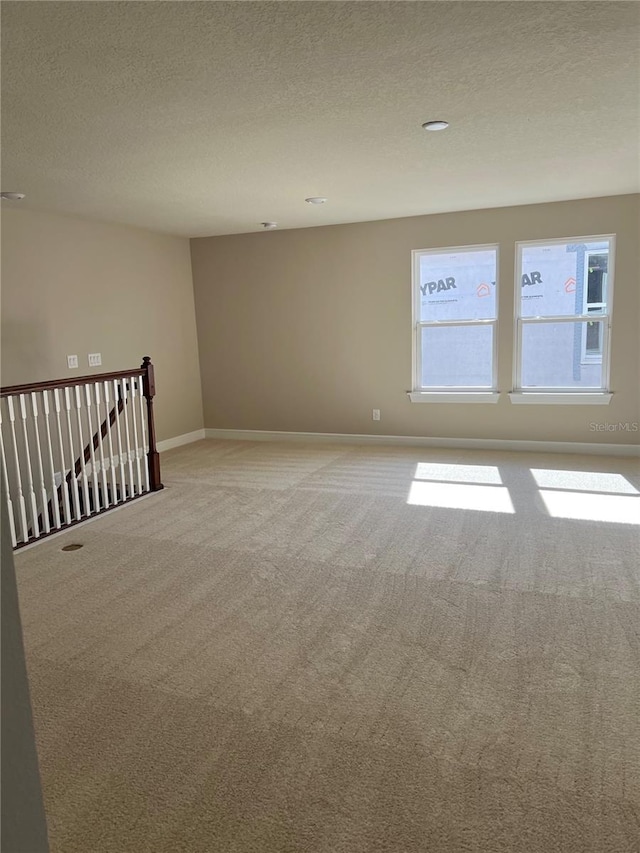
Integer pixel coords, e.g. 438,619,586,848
1,208,203,442
191,194,639,445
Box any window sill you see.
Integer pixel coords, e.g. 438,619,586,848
509,392,612,405
408,392,500,404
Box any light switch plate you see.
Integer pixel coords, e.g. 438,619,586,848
88,353,102,367
67,355,79,369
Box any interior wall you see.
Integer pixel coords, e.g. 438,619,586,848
1,207,203,442
191,194,639,445
1,489,49,853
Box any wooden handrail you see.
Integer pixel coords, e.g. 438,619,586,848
1,367,144,398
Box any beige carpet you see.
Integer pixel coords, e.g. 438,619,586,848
15,439,640,852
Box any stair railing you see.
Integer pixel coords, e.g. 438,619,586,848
0,356,163,549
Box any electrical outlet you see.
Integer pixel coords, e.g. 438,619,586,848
88,353,102,367
372,409,381,421
67,355,78,369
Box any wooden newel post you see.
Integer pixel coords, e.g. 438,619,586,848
141,356,164,492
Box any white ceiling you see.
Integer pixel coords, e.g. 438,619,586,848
2,1,639,237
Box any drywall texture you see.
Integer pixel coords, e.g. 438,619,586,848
2,2,639,235
191,195,640,445
1,208,203,442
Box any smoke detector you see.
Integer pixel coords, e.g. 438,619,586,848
305,197,327,205
422,120,449,132
1,192,26,200
260,222,277,229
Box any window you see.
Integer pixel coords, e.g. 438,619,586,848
513,236,614,401
410,245,498,402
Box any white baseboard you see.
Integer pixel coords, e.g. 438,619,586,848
157,429,206,453
204,428,640,457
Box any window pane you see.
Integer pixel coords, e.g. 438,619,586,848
420,324,493,387
585,318,602,355
586,253,607,304
520,321,605,388
419,248,496,322
519,239,611,318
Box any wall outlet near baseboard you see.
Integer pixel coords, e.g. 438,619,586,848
67,354,78,369
372,409,381,421
88,353,102,367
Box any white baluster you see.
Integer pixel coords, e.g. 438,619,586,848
74,386,91,517
6,396,29,542
53,389,72,525
30,393,50,534
121,379,135,496
63,387,81,521
0,406,18,547
84,384,101,512
94,383,110,507
129,376,143,496
112,379,127,501
103,382,119,505
42,390,62,530
18,394,39,539
137,375,150,493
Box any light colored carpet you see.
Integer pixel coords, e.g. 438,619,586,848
15,439,640,852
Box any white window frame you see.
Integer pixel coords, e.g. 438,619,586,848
409,244,499,403
510,234,615,405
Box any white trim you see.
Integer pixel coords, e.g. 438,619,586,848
509,393,613,405
519,314,606,324
415,318,496,328
157,429,206,453
408,392,499,403
515,233,617,249
204,428,639,457
412,241,501,257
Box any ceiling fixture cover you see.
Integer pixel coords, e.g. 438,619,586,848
305,197,327,204
422,120,449,131
260,221,277,229
1,192,26,200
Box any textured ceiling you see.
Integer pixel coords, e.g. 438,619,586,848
2,1,639,237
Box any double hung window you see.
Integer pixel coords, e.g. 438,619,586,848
514,236,614,395
411,245,498,401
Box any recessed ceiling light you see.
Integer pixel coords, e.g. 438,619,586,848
422,121,449,132
260,221,277,229
305,197,328,205
1,192,26,200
